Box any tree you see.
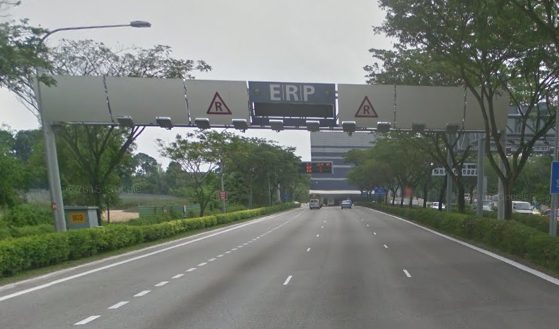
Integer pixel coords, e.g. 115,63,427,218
509,0,559,51
158,130,234,216
373,0,559,218
0,2,50,110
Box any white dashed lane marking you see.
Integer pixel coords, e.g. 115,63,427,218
172,274,184,279
186,268,197,272
404,270,412,278
108,301,128,309
155,281,169,287
74,316,100,325
283,275,293,285
134,290,150,297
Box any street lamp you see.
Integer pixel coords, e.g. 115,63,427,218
35,21,151,232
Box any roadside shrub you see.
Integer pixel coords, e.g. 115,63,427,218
0,203,299,278
357,202,559,274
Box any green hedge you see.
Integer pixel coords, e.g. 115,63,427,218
357,203,559,274
0,203,299,278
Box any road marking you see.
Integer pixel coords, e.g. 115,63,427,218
307,248,311,252
186,268,197,272
217,254,224,258
0,209,305,302
321,226,324,228
225,251,231,254
238,245,243,248
403,269,412,278
232,248,237,251
108,301,129,309
383,244,388,249
155,281,169,287
362,219,364,221
324,220,326,223
74,316,100,325
369,208,559,287
134,290,150,297
208,258,216,262
243,243,248,246
367,224,369,227
198,262,207,267
283,275,293,285
316,234,320,237
172,274,184,279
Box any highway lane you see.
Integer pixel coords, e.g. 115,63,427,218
2,205,559,328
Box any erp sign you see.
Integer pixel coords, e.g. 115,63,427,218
551,161,559,194
248,81,335,105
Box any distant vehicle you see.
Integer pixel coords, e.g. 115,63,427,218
430,202,445,209
512,201,532,214
341,200,352,209
309,199,321,210
472,202,493,212
327,200,334,206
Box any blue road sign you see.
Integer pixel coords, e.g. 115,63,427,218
551,161,559,194
248,81,336,105
283,192,290,201
374,187,387,195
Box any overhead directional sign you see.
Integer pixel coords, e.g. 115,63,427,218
249,82,335,105
338,84,394,128
106,77,189,125
185,80,250,126
36,75,113,124
464,88,509,131
249,81,336,126
395,86,464,130
432,163,478,176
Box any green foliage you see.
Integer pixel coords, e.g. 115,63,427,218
0,203,299,278
359,203,559,273
372,0,559,218
0,224,54,240
0,203,51,226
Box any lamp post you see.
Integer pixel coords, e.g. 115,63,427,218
36,21,151,232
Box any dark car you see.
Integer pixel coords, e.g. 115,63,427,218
341,200,352,209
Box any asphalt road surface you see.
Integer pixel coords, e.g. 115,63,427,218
1,206,559,328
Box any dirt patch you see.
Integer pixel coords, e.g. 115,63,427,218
102,210,139,222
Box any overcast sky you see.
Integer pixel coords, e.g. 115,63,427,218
0,0,392,168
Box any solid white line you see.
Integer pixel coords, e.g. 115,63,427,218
108,301,129,309
74,315,100,325
403,269,412,278
172,274,184,279
0,209,305,302
367,208,559,287
186,268,197,272
307,248,311,252
225,251,231,254
155,281,168,287
208,258,216,262
134,290,150,297
198,262,207,267
217,254,224,258
283,275,292,285
383,244,388,249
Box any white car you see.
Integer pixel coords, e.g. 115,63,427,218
512,201,532,214
430,202,445,209
309,199,321,210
